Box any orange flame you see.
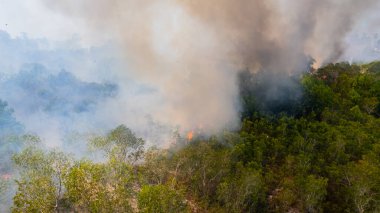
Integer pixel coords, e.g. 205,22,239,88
312,58,322,70
187,131,194,141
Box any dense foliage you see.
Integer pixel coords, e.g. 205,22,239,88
4,62,380,212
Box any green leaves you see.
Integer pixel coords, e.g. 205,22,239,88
12,145,73,212
65,160,134,212
138,184,188,213
11,125,144,212
217,165,264,213
344,155,380,212
7,62,380,212
64,125,145,212
90,125,145,165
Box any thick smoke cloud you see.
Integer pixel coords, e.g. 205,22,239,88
177,0,380,70
0,31,181,149
38,0,380,135
0,2,379,209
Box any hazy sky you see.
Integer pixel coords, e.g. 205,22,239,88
0,0,92,43
1,0,379,43
1,0,379,69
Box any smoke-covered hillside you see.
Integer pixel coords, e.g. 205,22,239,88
1,0,380,212
4,62,380,212
0,64,117,116
0,101,24,172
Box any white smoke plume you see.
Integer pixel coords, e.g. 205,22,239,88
38,0,380,135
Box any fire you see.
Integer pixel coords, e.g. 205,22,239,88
187,131,194,141
312,58,322,70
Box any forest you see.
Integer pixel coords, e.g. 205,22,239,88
1,61,380,212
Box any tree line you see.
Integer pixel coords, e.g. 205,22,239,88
4,61,380,212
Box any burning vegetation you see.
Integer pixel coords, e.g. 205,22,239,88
187,131,194,141
1,0,380,212
4,62,380,212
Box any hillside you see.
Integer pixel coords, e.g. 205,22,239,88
4,62,380,212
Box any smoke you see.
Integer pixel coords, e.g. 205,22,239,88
0,64,118,146
0,0,378,147
0,2,379,210
36,0,380,135
177,0,380,69
39,0,241,134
